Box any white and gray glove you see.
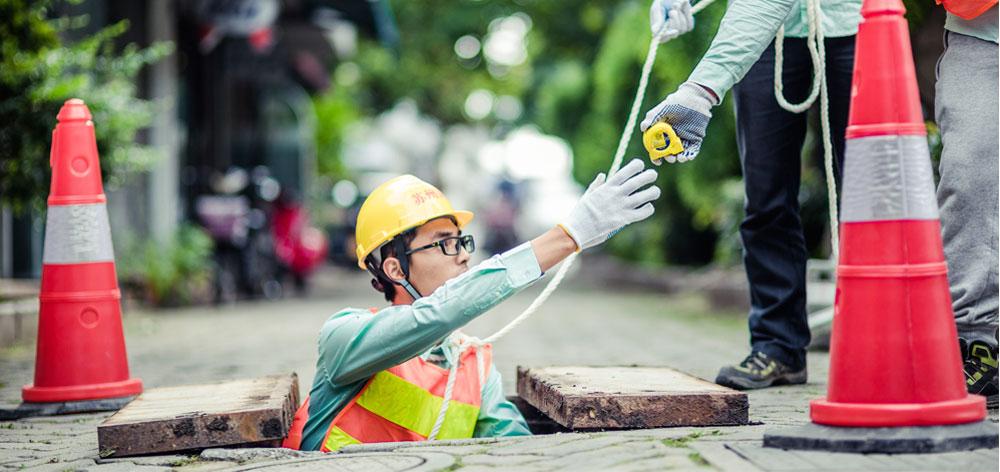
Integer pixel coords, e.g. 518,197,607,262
650,0,694,43
560,159,660,251
639,81,717,163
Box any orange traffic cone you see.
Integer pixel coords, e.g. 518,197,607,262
11,99,142,417
764,0,996,453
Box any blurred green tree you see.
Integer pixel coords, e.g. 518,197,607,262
0,0,172,214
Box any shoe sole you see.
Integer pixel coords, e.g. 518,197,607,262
717,370,808,391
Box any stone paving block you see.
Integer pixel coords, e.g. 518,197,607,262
1,447,95,469
394,443,490,456
539,440,668,470
12,458,95,472
725,442,816,471
449,467,502,472
0,454,36,468
478,432,586,456
96,454,196,467
496,433,632,457
225,451,456,471
614,454,713,471
518,366,749,429
199,447,310,462
461,453,546,466
336,436,517,454
690,441,764,472
175,460,242,471
0,440,72,452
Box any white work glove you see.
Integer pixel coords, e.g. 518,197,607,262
639,81,717,163
650,0,694,43
560,159,660,251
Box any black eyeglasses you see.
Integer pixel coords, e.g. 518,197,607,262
405,234,476,257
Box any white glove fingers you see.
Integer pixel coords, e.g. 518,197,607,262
586,173,607,193
629,202,656,224
607,159,646,186
626,185,661,208
619,167,658,195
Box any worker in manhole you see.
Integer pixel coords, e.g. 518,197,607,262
282,159,660,451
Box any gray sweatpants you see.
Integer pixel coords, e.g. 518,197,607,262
935,31,999,347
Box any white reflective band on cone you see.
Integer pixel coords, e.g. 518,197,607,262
43,203,115,264
840,135,939,222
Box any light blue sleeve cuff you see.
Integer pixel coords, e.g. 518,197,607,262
497,241,543,288
689,60,739,101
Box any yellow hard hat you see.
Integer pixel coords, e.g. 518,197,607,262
355,175,474,269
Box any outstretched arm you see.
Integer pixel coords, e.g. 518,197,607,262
320,159,660,386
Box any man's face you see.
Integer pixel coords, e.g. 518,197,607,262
406,217,471,297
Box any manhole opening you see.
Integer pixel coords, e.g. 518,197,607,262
507,395,571,435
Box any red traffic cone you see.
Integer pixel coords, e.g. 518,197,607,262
21,99,143,405
811,0,983,427
764,0,996,453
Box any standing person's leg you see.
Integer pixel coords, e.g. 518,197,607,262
717,39,813,390
935,31,1000,397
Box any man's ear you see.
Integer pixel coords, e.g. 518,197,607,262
381,257,406,282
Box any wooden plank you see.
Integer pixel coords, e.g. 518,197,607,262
517,366,748,430
98,374,299,457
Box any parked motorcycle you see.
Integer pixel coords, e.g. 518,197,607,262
194,166,283,303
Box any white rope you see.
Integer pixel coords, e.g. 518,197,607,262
427,340,460,440
773,0,840,261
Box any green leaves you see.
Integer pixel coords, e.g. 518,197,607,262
118,224,215,307
0,0,172,214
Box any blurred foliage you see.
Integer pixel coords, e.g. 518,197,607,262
0,0,173,214
320,0,938,266
118,224,214,307
313,82,361,181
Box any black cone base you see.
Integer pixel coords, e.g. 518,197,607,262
764,420,999,453
0,396,136,420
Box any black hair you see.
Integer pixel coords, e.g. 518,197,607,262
367,229,417,301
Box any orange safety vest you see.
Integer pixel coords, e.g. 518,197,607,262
283,342,491,452
936,0,997,20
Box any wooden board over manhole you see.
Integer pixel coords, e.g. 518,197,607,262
517,366,748,430
98,373,299,457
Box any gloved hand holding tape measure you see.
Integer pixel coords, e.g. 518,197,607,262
640,82,719,165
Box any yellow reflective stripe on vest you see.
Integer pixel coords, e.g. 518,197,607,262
323,425,361,452
356,371,480,439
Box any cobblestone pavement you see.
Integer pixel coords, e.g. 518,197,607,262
1,264,997,470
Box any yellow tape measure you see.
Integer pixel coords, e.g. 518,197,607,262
642,122,684,165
